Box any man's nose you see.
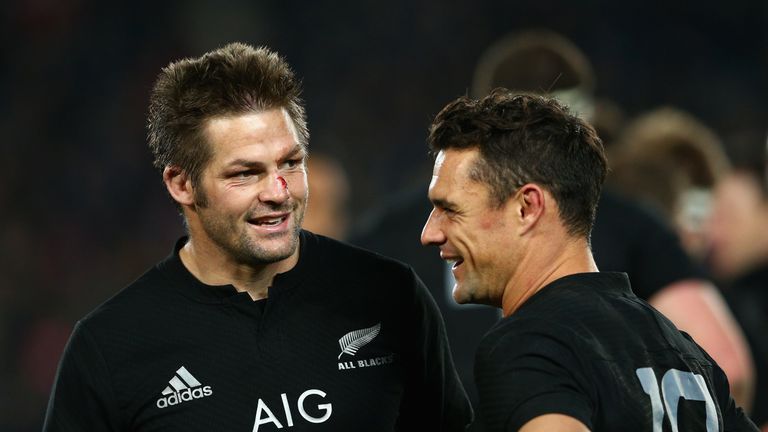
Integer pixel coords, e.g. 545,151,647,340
421,209,446,246
259,174,290,203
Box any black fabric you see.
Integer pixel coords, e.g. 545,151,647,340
350,187,704,409
43,231,472,431
723,264,768,428
474,272,757,432
350,186,501,407
592,189,705,300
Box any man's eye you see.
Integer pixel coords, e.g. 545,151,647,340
233,171,255,179
282,159,302,169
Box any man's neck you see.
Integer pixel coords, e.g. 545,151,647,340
501,236,597,317
179,238,299,301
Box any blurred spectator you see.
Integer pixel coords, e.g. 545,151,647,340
471,29,596,120
609,107,730,262
302,152,351,240
710,169,768,280
353,27,755,411
709,165,768,430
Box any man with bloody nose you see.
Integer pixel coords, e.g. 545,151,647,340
43,42,472,432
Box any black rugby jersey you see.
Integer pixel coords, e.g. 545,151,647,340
724,265,768,428
352,188,704,410
43,231,472,431
474,272,756,432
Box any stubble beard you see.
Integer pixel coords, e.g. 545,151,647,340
198,203,305,266
454,273,493,307
452,283,474,305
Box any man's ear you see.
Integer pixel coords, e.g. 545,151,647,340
163,166,195,206
516,184,546,234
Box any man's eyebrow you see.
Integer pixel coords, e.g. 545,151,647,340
225,159,265,169
429,198,455,210
223,145,305,169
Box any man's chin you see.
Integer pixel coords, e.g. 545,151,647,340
452,287,472,305
453,285,495,307
259,241,299,261
237,234,300,265
240,248,293,265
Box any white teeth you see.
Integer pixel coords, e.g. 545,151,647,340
256,217,284,226
446,258,464,268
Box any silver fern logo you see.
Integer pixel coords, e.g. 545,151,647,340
337,323,381,359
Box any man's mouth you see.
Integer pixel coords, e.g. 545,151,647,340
445,257,464,269
248,214,289,227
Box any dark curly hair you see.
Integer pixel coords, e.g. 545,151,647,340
428,89,607,238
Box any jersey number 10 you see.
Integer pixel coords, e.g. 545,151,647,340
635,367,718,432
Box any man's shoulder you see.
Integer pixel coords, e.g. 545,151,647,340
474,315,590,391
479,314,576,356
79,263,177,333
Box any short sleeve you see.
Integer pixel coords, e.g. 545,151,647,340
43,321,122,431
710,357,759,431
474,321,594,432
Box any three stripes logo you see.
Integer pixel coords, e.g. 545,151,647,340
156,366,213,409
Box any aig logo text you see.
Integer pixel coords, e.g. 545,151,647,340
253,388,332,431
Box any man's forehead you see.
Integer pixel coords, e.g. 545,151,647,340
429,148,485,197
429,150,451,194
432,148,480,179
199,111,304,168
204,108,295,136
432,150,447,172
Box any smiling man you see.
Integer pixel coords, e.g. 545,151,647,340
421,90,757,431
43,43,472,431
168,109,308,298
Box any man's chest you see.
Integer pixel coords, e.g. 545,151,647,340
109,303,406,431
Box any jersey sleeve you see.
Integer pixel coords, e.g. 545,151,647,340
720,393,760,432
394,267,474,432
474,320,593,432
710,356,759,431
43,321,123,431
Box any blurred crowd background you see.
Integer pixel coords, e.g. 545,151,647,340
3,0,768,429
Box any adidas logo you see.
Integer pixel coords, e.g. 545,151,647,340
156,366,213,409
